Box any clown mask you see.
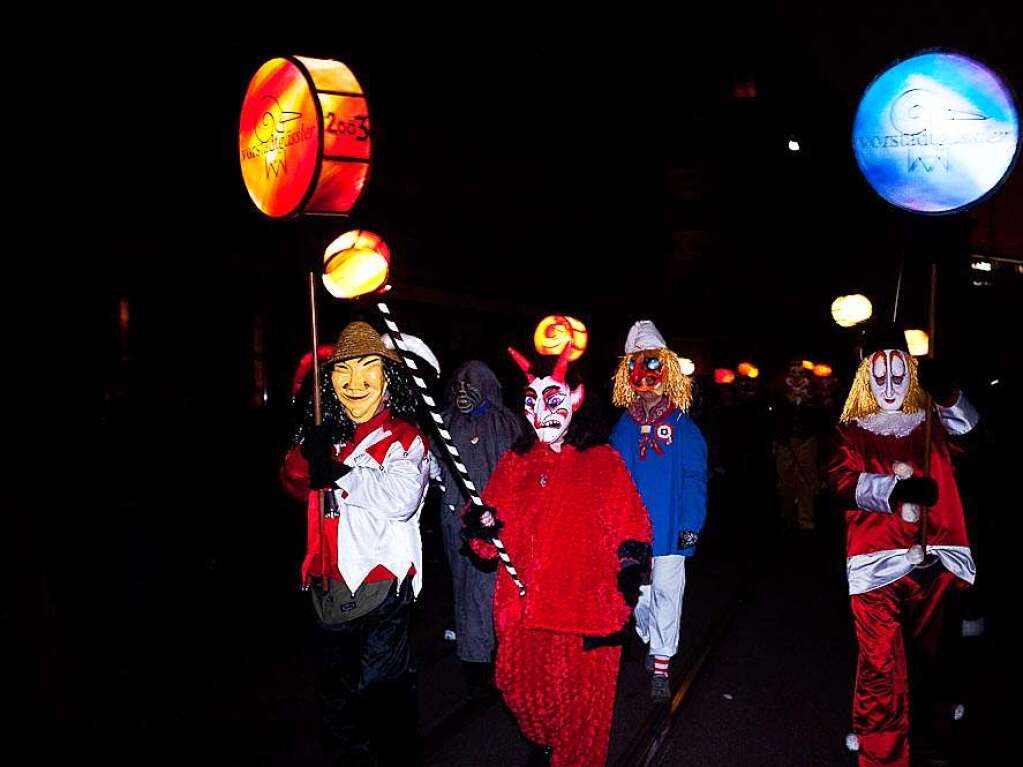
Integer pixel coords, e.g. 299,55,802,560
628,351,666,395
331,354,387,423
510,345,584,451
784,363,811,404
869,349,910,412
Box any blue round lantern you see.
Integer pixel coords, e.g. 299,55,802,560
852,51,1019,214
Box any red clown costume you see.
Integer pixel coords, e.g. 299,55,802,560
465,343,652,767
829,326,978,767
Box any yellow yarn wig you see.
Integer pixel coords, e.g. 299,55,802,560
839,355,927,423
612,349,693,411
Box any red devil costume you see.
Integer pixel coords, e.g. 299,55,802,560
465,343,652,767
829,326,978,767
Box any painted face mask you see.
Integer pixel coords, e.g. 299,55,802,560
509,345,584,450
869,349,910,412
331,354,387,423
628,352,665,395
784,363,811,404
454,380,484,414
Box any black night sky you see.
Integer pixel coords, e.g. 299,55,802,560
18,4,1023,763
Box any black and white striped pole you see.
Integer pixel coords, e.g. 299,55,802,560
376,301,527,597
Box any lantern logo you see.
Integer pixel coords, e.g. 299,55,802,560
852,51,1020,213
239,56,371,219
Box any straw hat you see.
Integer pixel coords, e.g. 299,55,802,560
329,321,401,365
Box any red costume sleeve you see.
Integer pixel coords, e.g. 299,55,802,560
829,425,865,508
603,450,653,551
280,446,311,501
466,451,521,560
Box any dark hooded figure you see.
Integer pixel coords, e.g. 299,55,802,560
434,360,524,693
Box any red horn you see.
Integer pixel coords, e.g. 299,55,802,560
552,342,574,383
508,347,533,379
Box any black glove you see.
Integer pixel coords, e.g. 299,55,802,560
916,359,957,405
309,460,351,491
617,564,644,607
301,425,350,490
462,504,503,542
890,476,939,507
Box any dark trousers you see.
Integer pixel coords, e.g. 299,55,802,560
313,577,420,766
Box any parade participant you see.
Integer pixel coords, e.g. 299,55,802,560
829,324,978,767
609,320,708,702
280,321,431,766
773,359,828,531
464,343,652,767
434,360,523,696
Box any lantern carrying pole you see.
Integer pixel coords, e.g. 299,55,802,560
375,300,527,597
918,263,938,563
309,272,329,593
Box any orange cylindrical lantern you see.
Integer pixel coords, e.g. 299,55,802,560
534,315,588,361
239,56,371,218
813,364,833,377
322,230,390,299
737,362,754,377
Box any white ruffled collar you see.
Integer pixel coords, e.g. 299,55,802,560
854,410,926,437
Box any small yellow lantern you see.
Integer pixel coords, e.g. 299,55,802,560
533,315,588,361
802,360,816,371
322,230,390,299
831,294,873,328
813,364,833,377
904,329,930,357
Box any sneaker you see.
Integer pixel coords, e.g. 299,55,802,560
651,674,671,703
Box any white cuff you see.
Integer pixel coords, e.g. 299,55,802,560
937,392,979,436
854,473,898,514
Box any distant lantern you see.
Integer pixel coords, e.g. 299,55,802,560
813,364,833,378
737,362,760,379
904,329,930,357
322,230,390,299
714,368,736,385
678,357,696,376
802,360,816,371
831,294,873,327
239,56,371,218
533,315,588,361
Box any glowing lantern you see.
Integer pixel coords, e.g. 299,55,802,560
813,364,833,378
239,56,371,218
322,230,390,298
802,360,815,370
904,329,930,357
533,315,588,361
739,362,762,378
831,294,873,327
677,357,696,376
714,368,736,385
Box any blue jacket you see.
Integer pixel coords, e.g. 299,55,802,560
610,405,708,556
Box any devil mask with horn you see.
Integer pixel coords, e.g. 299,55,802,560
509,344,585,451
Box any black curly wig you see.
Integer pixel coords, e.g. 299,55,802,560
293,356,422,446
